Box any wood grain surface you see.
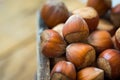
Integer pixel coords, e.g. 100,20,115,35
0,0,85,80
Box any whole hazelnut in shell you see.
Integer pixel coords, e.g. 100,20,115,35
50,61,76,80
41,1,69,28
97,49,120,79
40,29,66,58
88,30,113,53
62,15,89,43
66,43,96,70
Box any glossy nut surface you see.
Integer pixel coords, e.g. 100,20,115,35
87,0,111,16
62,15,89,43
40,29,66,58
41,1,69,28
97,49,120,79
66,43,96,69
77,67,104,80
88,30,113,53
50,61,76,80
73,7,99,32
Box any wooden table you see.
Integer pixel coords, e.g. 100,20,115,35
0,0,85,80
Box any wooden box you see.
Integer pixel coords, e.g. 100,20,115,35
36,12,50,80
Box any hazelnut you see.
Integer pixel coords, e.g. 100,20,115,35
62,15,89,43
66,43,96,70
73,7,99,32
115,28,120,50
110,4,120,27
41,1,69,28
97,49,120,79
97,19,116,36
77,67,104,80
52,23,64,37
50,61,76,80
40,29,66,58
87,0,112,16
88,30,113,53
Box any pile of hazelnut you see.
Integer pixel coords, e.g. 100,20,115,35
40,0,120,80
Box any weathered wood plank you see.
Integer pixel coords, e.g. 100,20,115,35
37,12,50,80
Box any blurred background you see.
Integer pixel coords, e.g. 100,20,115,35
0,0,119,80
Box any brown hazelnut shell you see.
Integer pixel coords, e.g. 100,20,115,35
97,49,120,79
50,61,76,80
110,4,120,27
62,15,89,43
77,67,104,80
40,29,66,58
41,1,69,28
88,30,113,53
87,0,111,16
66,43,96,70
73,7,99,32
